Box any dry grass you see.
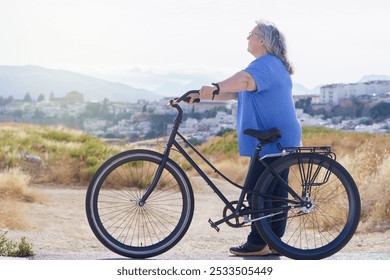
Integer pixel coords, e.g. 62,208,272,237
0,168,46,230
0,200,26,230
338,140,390,231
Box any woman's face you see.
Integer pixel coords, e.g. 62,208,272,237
247,26,266,57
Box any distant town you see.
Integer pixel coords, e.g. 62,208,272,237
1,79,389,144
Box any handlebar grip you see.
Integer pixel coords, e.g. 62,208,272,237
183,96,200,103
170,90,200,105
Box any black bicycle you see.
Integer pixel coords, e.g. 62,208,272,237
85,90,361,260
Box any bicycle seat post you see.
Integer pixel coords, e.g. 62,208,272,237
238,144,263,203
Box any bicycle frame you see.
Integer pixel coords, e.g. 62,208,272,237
140,91,306,230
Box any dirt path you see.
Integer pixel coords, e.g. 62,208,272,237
6,177,390,259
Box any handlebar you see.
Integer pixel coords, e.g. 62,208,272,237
169,90,200,106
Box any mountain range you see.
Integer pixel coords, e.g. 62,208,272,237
0,65,162,102
1,65,389,102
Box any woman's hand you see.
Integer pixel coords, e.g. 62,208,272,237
183,92,201,104
199,85,218,100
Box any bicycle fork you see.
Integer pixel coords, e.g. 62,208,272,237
139,140,176,206
138,156,168,206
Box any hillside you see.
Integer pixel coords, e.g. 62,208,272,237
0,65,162,102
0,123,123,185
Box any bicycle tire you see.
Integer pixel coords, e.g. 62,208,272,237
252,153,361,260
86,149,194,258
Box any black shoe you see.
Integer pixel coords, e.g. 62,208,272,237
229,242,271,256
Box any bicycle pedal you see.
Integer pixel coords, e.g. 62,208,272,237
208,219,220,232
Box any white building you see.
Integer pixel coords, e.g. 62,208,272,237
320,80,390,105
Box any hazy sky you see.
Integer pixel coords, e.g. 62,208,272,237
1,0,389,89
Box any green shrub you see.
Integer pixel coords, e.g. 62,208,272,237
0,232,34,257
41,130,73,142
201,131,238,156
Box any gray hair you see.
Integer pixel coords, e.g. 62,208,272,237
256,20,294,74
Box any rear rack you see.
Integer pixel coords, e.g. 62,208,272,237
278,144,336,186
278,144,336,160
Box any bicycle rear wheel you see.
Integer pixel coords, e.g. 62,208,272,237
252,153,360,260
86,149,194,258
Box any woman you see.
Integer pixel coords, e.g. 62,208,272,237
190,20,301,256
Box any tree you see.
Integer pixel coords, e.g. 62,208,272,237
295,97,312,113
0,97,7,106
37,94,45,102
23,92,33,102
7,96,14,103
145,114,174,138
32,109,45,122
82,102,102,118
370,102,390,121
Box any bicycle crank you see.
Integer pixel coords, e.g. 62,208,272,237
222,200,250,228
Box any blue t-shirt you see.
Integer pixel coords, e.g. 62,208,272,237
236,54,302,157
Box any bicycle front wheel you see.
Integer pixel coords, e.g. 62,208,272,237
86,149,194,258
252,153,361,260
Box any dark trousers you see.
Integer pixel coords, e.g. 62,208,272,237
245,156,289,246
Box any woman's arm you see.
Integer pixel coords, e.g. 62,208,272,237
200,70,256,101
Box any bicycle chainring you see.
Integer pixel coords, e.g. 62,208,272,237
222,200,250,228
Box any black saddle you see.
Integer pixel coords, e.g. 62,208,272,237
244,127,282,144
